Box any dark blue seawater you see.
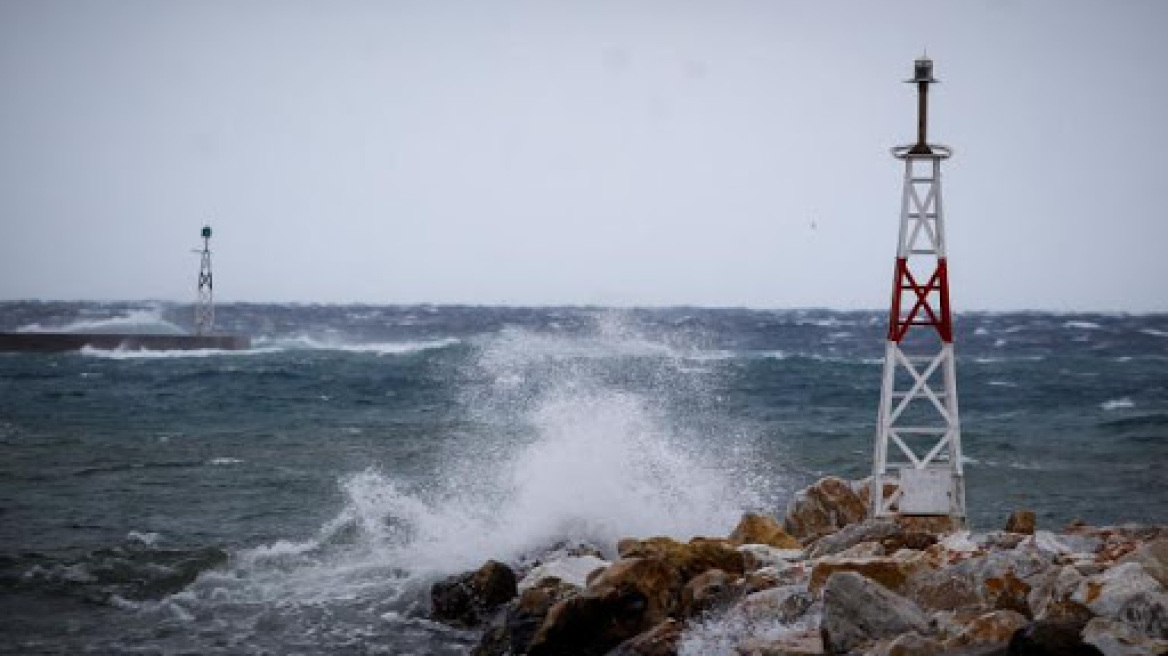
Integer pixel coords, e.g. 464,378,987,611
1,302,1165,654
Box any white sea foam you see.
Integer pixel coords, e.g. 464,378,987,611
681,604,820,655
79,346,280,360
1141,328,1168,338
1064,320,1102,330
1101,397,1135,411
988,380,1018,387
257,335,460,356
18,308,186,335
184,316,768,612
207,457,243,466
127,531,162,546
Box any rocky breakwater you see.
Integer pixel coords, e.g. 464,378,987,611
429,476,1168,656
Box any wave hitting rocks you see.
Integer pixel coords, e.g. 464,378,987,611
427,476,1168,656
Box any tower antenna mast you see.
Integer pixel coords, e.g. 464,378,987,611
870,56,967,527
194,226,214,336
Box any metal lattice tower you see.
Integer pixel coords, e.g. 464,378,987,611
194,226,214,336
869,56,966,526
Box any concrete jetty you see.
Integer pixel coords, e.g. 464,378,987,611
0,332,251,353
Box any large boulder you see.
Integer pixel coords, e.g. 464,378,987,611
1116,592,1168,640
475,577,580,656
736,628,825,656
807,518,903,559
1026,531,1103,558
905,568,982,613
617,536,745,582
1028,565,1092,624
733,584,815,626
1080,617,1167,656
944,609,1029,651
679,568,739,618
431,559,518,628
607,618,683,656
527,557,683,656
738,543,805,571
1118,539,1168,588
1072,562,1163,619
729,513,802,549
1007,620,1103,656
820,571,930,654
518,555,610,592
870,631,943,656
1006,510,1038,535
810,555,921,595
783,476,868,543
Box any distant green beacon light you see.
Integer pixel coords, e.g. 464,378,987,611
201,226,212,239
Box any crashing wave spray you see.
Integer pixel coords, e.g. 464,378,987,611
177,314,776,645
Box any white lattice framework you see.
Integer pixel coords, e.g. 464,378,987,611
195,228,214,336
870,147,966,524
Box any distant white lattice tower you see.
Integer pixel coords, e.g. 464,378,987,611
194,225,214,335
870,56,966,526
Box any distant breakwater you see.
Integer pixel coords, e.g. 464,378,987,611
0,332,250,352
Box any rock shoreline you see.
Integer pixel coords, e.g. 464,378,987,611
429,476,1168,655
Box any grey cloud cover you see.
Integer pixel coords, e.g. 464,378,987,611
1,0,1165,310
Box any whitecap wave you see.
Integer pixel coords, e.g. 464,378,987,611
18,308,187,335
257,335,460,356
1140,328,1168,338
1101,397,1135,411
1064,320,1102,330
79,346,280,360
183,316,769,613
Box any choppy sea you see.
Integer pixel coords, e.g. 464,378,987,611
0,301,1165,654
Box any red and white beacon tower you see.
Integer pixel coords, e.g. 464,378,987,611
870,56,966,526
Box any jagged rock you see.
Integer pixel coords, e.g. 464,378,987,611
810,555,916,594
945,609,1029,650
821,571,929,654
679,568,738,618
896,515,958,536
474,577,580,656
736,628,824,656
431,559,517,628
617,536,745,582
982,531,1028,551
838,541,887,558
869,631,944,656
1027,531,1103,557
806,518,902,558
1006,511,1038,535
1028,565,1092,624
1116,592,1168,640
744,563,809,594
733,584,814,625
1073,562,1163,619
1007,619,1103,655
730,512,803,549
519,555,610,592
953,548,1055,609
984,570,1034,616
783,476,868,543
906,569,981,612
1081,617,1167,656
739,543,804,571
607,618,683,656
1118,539,1168,588
527,557,682,656
943,531,983,555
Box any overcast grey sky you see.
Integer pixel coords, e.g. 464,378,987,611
1,1,1165,310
